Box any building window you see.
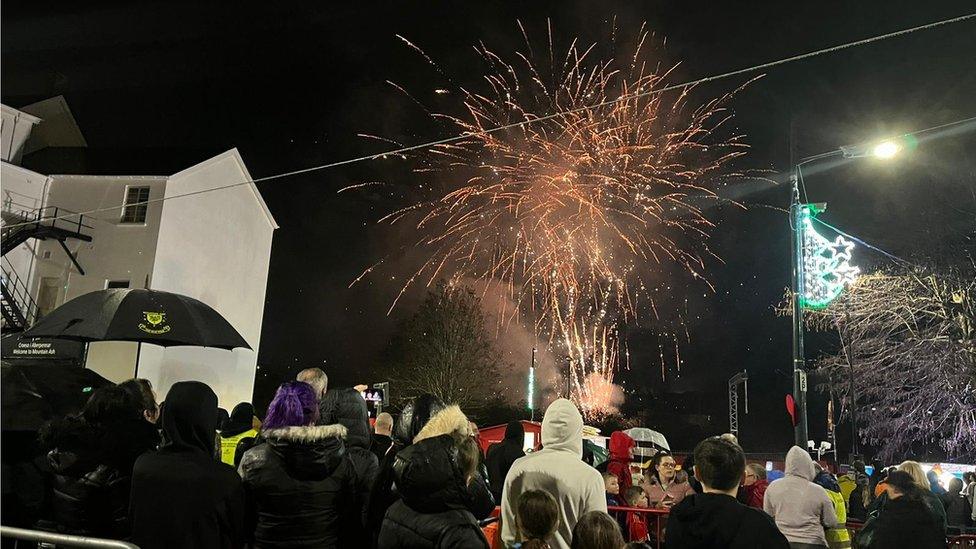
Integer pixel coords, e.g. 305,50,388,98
106,280,130,289
120,186,150,224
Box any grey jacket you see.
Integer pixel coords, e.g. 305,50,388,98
764,446,838,546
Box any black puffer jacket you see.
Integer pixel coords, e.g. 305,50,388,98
239,423,356,548
37,415,157,538
367,394,446,546
319,389,378,525
378,434,489,549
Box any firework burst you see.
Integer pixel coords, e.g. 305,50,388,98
352,21,749,418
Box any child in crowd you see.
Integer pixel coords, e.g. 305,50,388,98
623,486,650,543
604,470,621,506
571,511,626,549
515,489,559,549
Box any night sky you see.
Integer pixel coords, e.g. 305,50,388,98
4,2,974,454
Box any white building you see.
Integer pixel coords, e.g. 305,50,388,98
1,101,277,408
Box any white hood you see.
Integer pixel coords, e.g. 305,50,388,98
541,398,583,456
785,445,816,481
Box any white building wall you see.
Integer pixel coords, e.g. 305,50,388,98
31,175,166,304
141,149,276,409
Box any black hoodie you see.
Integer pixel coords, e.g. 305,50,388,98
665,492,789,549
129,381,245,549
485,421,525,501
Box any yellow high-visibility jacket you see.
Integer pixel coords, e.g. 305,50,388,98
825,489,852,549
219,428,258,466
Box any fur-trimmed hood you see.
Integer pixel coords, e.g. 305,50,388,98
414,405,471,444
262,424,347,443
243,423,349,481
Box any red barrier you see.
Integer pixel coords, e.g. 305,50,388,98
607,505,670,549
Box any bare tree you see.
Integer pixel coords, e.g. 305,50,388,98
383,281,503,412
802,265,975,460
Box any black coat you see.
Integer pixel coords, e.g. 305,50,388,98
319,389,379,503
377,434,489,549
239,424,356,548
129,382,245,549
855,496,945,549
371,433,393,463
665,493,790,549
484,422,524,502
36,414,157,538
940,491,969,527
367,395,447,547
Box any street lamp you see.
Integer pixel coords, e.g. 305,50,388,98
789,136,900,448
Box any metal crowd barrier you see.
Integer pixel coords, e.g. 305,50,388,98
0,527,140,549
607,505,670,549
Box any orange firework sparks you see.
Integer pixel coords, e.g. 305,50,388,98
351,21,749,418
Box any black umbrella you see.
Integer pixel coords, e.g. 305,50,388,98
1,361,113,431
23,288,251,350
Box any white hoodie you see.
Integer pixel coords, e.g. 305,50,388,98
500,399,607,549
763,446,838,546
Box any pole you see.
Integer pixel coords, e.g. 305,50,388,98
791,173,809,449
529,347,537,421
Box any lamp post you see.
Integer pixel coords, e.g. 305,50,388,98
789,139,900,448
529,347,537,421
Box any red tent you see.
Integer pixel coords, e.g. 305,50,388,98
477,420,541,455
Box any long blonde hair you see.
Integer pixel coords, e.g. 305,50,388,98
898,461,929,491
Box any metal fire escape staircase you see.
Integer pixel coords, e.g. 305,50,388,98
0,207,92,331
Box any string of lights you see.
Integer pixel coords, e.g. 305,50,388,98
4,11,973,231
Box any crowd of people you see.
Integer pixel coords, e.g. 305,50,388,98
13,368,976,549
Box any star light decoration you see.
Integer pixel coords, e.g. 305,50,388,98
800,206,860,309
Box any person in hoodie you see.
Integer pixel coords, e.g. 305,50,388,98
220,402,260,467
665,436,789,549
501,398,607,549
37,385,158,538
740,463,770,509
377,405,490,548
319,387,379,529
129,381,245,549
607,431,636,493
485,421,526,501
854,470,945,549
367,394,446,546
239,381,355,548
812,466,850,549
763,446,838,549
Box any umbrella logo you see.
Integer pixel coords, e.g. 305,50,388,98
138,311,171,335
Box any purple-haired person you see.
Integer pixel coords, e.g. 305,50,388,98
238,381,356,548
